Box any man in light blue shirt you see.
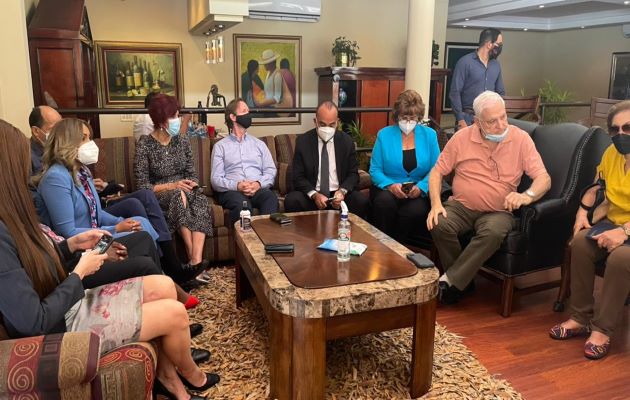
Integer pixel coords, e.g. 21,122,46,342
211,98,278,224
449,28,505,131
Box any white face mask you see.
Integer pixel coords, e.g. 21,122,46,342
317,126,335,142
398,120,417,135
77,140,99,165
483,125,509,143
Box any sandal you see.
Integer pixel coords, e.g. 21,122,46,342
584,340,610,360
549,323,591,340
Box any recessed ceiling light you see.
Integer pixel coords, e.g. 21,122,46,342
539,4,545,8
465,18,470,21
625,1,630,5
463,25,468,28
581,26,585,29
523,28,529,31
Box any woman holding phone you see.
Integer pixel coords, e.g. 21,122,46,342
369,90,440,242
134,94,212,269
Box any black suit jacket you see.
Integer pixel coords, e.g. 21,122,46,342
292,129,360,195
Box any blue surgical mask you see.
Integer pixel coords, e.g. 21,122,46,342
166,117,181,137
483,126,509,143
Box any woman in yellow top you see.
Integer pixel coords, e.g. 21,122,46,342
549,100,630,359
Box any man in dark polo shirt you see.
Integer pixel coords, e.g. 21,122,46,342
449,28,505,131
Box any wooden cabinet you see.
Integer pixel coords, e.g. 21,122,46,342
315,67,448,142
28,0,99,135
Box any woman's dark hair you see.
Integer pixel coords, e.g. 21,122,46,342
247,60,259,77
149,94,179,129
144,92,158,109
0,119,67,299
280,58,290,69
607,100,630,130
224,98,245,132
392,90,425,122
478,28,502,47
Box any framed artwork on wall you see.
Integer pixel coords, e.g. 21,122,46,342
95,41,184,108
609,52,630,100
443,42,478,111
233,34,301,125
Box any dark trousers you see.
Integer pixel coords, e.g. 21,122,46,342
430,200,514,290
81,231,162,289
369,186,431,243
284,190,370,220
105,189,171,242
569,229,630,337
215,188,279,225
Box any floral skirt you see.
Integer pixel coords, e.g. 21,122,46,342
65,277,143,355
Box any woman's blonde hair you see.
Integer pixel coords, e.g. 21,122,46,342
33,118,91,186
392,90,425,122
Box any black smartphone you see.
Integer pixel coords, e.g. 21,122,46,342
406,253,434,269
192,184,207,192
401,182,415,194
93,235,114,254
264,243,294,254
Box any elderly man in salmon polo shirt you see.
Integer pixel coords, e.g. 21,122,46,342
427,91,552,305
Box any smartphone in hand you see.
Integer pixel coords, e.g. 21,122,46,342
93,235,114,254
401,182,415,194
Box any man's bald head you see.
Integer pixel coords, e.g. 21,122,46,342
314,101,339,129
29,106,62,143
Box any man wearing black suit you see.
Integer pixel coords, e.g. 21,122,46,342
284,101,369,219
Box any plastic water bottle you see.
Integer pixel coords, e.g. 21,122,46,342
240,201,251,231
337,203,351,261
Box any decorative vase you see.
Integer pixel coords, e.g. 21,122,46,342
338,87,348,106
335,52,349,67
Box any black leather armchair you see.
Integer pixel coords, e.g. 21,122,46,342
481,121,611,316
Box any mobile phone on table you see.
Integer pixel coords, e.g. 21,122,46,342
407,253,435,269
93,235,114,254
401,182,415,194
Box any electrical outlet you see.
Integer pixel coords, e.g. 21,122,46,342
120,114,132,122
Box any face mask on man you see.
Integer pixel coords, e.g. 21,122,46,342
490,43,503,59
317,126,335,142
235,113,252,129
482,125,509,143
398,120,417,135
77,140,99,165
166,117,181,137
611,133,630,155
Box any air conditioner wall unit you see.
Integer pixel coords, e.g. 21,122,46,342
249,0,321,22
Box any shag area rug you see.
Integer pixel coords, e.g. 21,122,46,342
189,267,522,399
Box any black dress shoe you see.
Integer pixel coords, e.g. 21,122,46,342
438,281,463,305
189,323,203,338
180,260,209,282
153,378,207,400
178,372,220,392
191,348,211,364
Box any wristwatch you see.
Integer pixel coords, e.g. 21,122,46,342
524,189,536,198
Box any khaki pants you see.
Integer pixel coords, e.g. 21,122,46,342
430,200,514,290
569,229,630,337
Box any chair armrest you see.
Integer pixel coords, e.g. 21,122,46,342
518,198,566,234
0,332,100,394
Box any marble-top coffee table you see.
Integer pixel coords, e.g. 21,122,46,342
234,210,439,400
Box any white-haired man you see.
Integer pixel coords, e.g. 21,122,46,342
427,91,551,304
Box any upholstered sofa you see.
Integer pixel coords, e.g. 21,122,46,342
0,325,156,399
92,134,371,264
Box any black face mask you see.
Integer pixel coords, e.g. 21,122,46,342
490,43,503,59
235,113,252,129
611,133,630,155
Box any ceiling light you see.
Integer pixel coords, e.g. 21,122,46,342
523,28,529,31
465,18,470,21
539,4,545,7
581,26,585,29
463,25,468,28
625,1,630,5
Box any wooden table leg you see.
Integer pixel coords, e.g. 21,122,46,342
235,247,254,308
270,308,292,400
410,298,437,398
292,317,326,400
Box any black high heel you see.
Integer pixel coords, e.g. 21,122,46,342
178,372,220,392
153,378,207,400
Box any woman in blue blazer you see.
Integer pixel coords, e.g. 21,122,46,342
35,119,158,242
369,90,440,242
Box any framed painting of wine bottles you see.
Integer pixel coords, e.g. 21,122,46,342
95,41,184,108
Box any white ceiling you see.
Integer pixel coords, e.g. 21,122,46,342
448,0,630,31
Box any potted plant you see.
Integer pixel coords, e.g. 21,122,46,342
332,36,361,67
537,80,572,124
340,120,372,171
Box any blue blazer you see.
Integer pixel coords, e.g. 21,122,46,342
37,163,158,240
369,124,440,193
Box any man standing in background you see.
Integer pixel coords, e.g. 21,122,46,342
449,28,505,131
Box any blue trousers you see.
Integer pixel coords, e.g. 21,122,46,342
105,189,171,242
215,188,279,225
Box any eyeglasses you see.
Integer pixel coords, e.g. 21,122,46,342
488,155,500,181
607,123,630,136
